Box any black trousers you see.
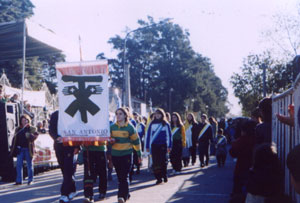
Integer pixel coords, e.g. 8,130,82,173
151,144,168,181
170,140,182,172
190,144,197,164
54,143,76,196
216,153,227,167
112,154,132,201
198,143,209,166
83,150,107,197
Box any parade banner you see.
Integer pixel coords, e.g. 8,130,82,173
56,60,109,145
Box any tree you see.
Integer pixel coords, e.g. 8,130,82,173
0,0,65,92
39,53,65,93
104,16,229,117
0,0,34,22
230,51,293,116
262,6,300,60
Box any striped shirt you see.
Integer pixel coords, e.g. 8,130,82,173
110,121,141,157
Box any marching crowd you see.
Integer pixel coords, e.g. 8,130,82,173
6,93,300,203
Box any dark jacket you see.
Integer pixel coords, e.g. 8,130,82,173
49,110,60,140
197,123,213,146
229,134,255,177
191,123,199,146
247,166,284,197
255,121,272,145
10,126,38,158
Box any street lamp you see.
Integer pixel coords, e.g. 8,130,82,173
123,18,173,109
261,63,267,97
169,88,174,113
191,98,195,112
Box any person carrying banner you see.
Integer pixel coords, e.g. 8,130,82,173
184,112,198,166
49,111,79,203
82,141,108,202
10,114,38,185
197,114,213,168
109,107,142,203
170,112,186,174
145,108,172,184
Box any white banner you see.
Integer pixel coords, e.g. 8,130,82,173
56,60,110,143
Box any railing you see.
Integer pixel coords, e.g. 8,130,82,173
272,73,300,202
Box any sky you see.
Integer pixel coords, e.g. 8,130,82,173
30,0,299,116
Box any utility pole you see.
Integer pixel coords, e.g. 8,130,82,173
262,63,267,97
123,18,173,110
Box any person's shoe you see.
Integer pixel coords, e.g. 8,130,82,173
118,197,125,203
27,181,34,185
59,195,70,203
99,193,106,201
14,182,22,186
163,176,168,183
206,161,209,166
156,179,163,185
68,191,77,200
83,196,94,203
200,163,205,168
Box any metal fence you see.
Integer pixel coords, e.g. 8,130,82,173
272,74,300,202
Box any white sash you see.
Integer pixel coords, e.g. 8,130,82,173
150,124,163,146
171,127,180,140
217,136,225,145
198,124,210,140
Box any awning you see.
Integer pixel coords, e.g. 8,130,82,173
0,20,64,61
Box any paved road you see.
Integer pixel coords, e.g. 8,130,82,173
0,153,234,203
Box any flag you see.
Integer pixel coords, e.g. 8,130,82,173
56,60,109,145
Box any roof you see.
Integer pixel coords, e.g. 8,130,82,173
0,20,79,61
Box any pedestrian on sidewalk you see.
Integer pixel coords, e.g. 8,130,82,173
170,112,186,174
185,113,199,166
246,143,291,203
209,116,218,156
131,113,144,176
255,97,272,145
215,128,227,167
82,141,108,202
287,144,300,194
10,114,38,185
229,120,256,201
197,114,213,168
49,111,79,203
110,107,142,203
145,108,172,185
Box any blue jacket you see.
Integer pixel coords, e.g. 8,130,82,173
145,120,172,151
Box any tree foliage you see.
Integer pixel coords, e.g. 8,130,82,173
0,0,34,23
103,16,228,117
0,0,65,92
230,51,293,116
262,6,300,60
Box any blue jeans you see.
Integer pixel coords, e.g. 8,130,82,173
16,148,33,183
112,154,132,200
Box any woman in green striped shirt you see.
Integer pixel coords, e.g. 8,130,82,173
109,107,142,203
